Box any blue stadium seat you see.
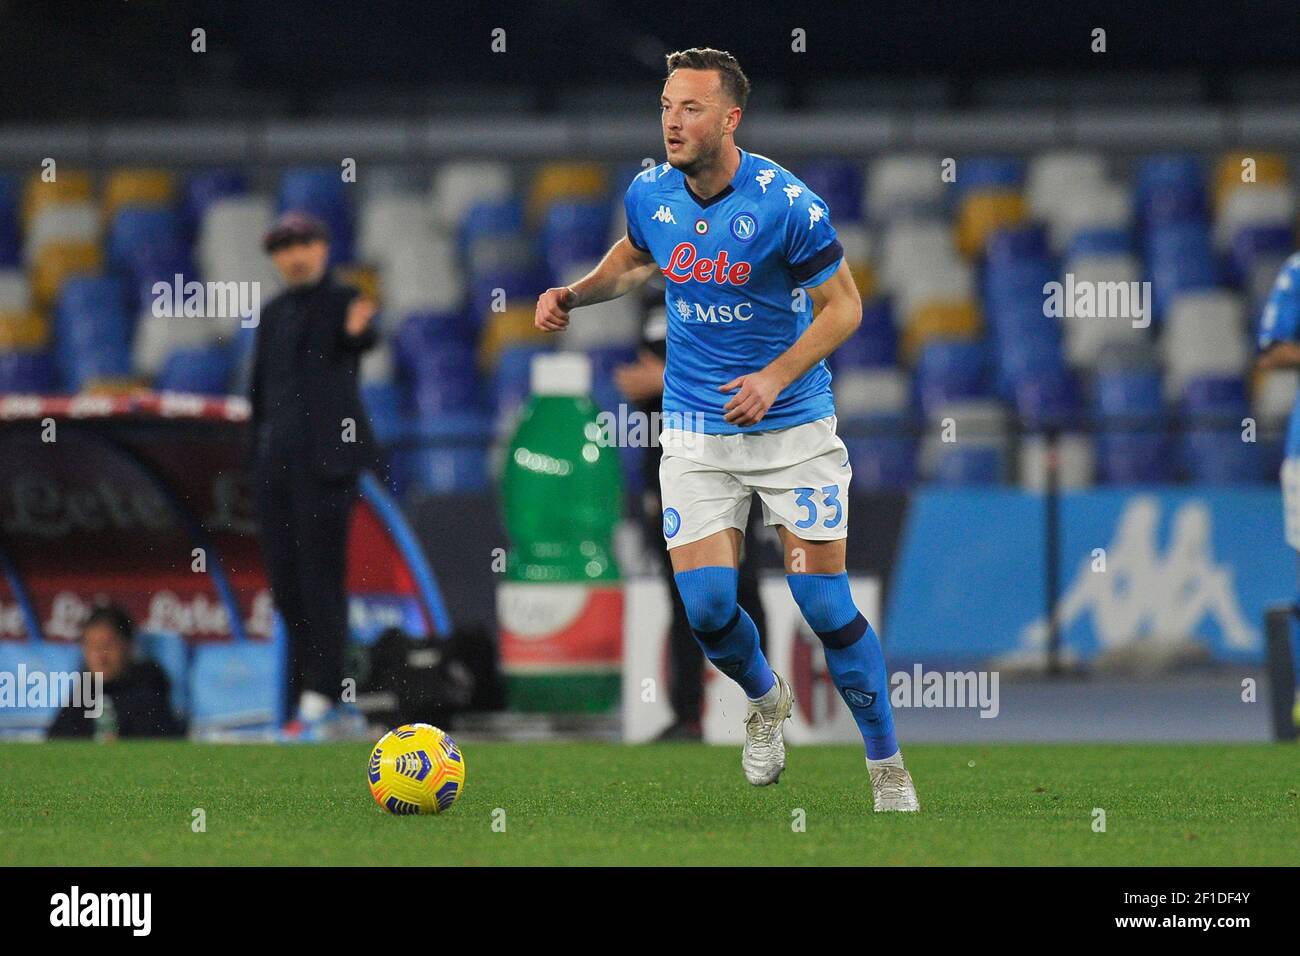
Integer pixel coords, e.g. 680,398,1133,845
458,198,525,256
915,340,990,415
1146,222,1217,320
405,342,482,418
54,277,134,390
1228,223,1293,286
108,207,184,274
541,200,612,283
0,351,56,393
155,345,232,394
845,428,918,489
1093,367,1165,423
389,412,493,495
467,266,543,323
183,169,248,237
984,224,1050,270
493,344,551,415
1097,431,1172,483
1183,430,1263,484
952,156,1024,199
1135,154,1207,235
931,444,1005,485
586,343,639,414
1182,375,1248,418
832,298,895,369
1014,370,1081,429
277,167,353,263
397,309,477,353
996,335,1066,398
796,160,864,223
1066,226,1132,261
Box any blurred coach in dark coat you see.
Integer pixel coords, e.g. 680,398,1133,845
249,211,378,737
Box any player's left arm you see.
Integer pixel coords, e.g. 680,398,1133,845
720,260,860,426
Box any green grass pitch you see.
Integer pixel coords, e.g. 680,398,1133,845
1,742,1295,865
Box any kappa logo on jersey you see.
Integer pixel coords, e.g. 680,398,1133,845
661,241,752,285
782,183,803,206
730,212,757,242
808,203,826,229
652,204,676,224
755,168,777,192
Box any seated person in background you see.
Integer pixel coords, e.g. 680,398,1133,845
47,605,184,739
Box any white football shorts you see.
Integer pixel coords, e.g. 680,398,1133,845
658,415,851,549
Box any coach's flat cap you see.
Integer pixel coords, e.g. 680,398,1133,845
263,211,330,253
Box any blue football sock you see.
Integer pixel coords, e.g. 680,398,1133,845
674,566,775,699
787,572,898,759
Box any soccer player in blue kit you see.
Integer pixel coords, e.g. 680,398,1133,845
535,48,919,811
1256,251,1300,725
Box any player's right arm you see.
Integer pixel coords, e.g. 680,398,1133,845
535,236,657,332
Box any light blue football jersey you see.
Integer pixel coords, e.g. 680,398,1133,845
1259,252,1300,457
624,148,844,434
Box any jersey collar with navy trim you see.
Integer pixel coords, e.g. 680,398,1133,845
682,147,748,209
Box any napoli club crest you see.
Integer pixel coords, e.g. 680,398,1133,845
730,212,757,242
663,507,682,538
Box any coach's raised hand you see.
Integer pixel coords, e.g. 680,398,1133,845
535,286,576,332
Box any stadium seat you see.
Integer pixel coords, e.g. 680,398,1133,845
31,240,103,308
1135,154,1208,237
900,299,981,365
1214,184,1294,250
1212,151,1287,212
183,169,248,237
915,340,990,415
493,343,552,417
477,304,550,371
429,161,513,233
1026,151,1108,221
1048,181,1132,253
955,190,1027,258
25,201,99,264
0,351,56,392
22,169,93,228
382,234,462,316
541,200,613,284
527,162,609,226
155,345,232,394
880,219,961,293
1097,430,1173,484
104,168,176,220
107,206,184,274
357,194,429,268
0,310,50,350
1162,290,1249,395
832,298,896,369
834,367,910,417
1018,433,1096,489
845,430,919,489
389,412,493,496
196,195,277,291
0,269,31,311
796,160,864,223
865,155,945,222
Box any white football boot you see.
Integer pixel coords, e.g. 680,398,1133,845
868,756,921,812
742,673,794,785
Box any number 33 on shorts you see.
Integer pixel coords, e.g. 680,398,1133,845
792,485,844,530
